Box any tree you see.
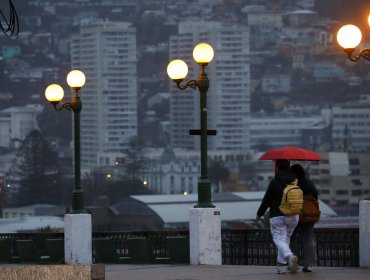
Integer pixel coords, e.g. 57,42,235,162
37,105,72,146
5,130,69,206
208,160,230,193
121,136,147,182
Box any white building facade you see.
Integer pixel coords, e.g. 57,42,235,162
168,20,251,152
70,21,138,168
143,159,200,195
249,112,324,149
0,106,40,148
330,103,370,152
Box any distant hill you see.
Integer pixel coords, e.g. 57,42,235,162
315,0,370,29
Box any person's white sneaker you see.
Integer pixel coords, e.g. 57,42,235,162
276,264,287,274
288,255,298,273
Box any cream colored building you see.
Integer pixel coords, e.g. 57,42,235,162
310,152,370,206
70,20,138,168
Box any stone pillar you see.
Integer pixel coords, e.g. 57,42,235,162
189,208,222,265
359,200,370,267
64,214,92,264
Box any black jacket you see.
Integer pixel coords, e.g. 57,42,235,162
298,178,318,199
257,169,297,218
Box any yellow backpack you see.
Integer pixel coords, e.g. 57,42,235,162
279,179,303,216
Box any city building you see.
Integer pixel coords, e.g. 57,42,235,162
142,148,200,195
168,20,250,152
310,152,370,215
2,204,65,219
90,192,337,231
329,103,370,152
0,106,40,148
70,20,138,168
249,112,325,150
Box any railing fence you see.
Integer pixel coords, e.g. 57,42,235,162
0,228,359,267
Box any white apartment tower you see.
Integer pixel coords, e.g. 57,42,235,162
70,21,138,168
169,20,250,152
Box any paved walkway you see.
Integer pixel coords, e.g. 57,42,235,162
105,264,370,280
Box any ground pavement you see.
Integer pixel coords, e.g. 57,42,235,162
105,264,370,280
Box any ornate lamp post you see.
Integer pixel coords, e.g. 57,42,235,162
337,15,370,61
167,43,215,208
45,70,86,214
167,43,221,265
336,16,370,268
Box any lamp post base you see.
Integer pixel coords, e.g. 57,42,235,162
64,214,92,264
189,207,221,265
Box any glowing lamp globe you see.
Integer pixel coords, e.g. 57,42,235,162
193,43,214,64
67,70,86,89
167,59,188,80
337,24,362,49
45,84,64,103
368,14,370,27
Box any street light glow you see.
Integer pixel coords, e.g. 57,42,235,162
45,84,64,103
167,59,188,80
67,70,86,89
337,24,362,49
193,43,214,64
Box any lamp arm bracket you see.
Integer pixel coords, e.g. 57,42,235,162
176,79,198,90
347,48,370,62
53,101,73,112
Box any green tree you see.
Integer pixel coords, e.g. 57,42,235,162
208,160,230,193
37,105,72,146
121,136,147,182
5,130,70,206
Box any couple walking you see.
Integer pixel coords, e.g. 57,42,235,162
256,159,318,274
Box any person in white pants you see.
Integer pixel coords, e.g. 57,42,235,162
256,159,299,274
270,215,299,266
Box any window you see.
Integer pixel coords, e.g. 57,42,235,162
319,189,330,194
352,179,362,186
336,190,348,195
352,190,362,196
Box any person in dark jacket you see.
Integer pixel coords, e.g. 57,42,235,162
256,159,299,274
291,163,318,273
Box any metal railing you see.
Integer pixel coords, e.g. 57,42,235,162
221,228,359,267
0,228,359,267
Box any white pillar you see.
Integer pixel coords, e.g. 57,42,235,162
189,208,222,265
64,214,92,264
359,200,370,267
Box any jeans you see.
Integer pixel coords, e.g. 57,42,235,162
270,215,299,264
299,222,315,267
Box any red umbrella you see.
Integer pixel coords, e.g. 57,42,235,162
259,146,320,161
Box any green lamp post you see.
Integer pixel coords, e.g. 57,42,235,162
167,43,215,208
45,70,86,214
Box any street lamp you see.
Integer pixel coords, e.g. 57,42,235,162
337,15,370,61
167,43,215,208
337,15,370,268
45,70,86,214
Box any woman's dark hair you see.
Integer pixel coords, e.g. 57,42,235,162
291,164,306,180
275,159,290,170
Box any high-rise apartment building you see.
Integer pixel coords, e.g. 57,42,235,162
330,102,370,152
70,21,138,168
169,20,250,152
